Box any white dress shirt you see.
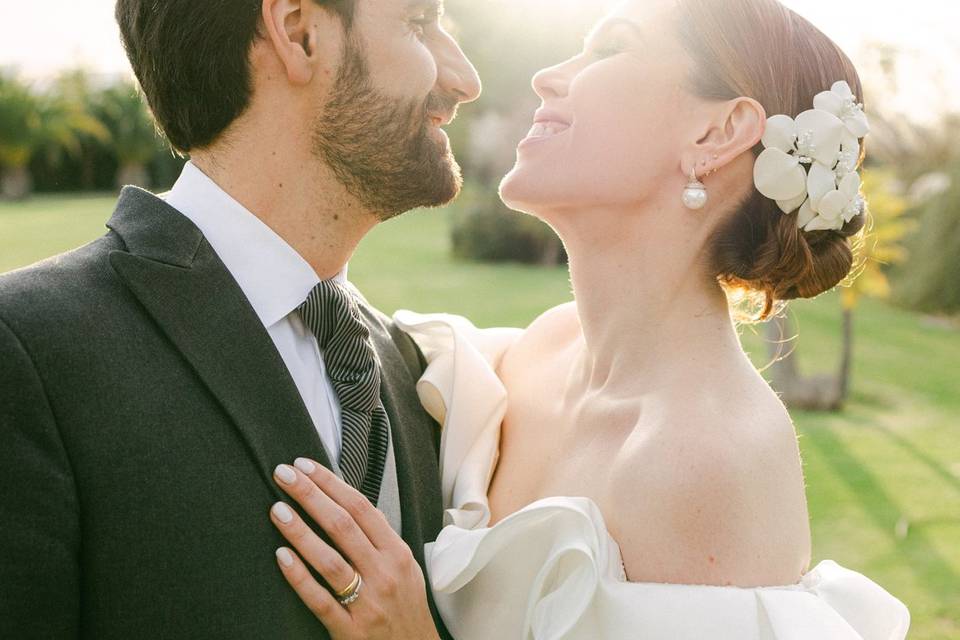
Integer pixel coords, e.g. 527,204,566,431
163,162,346,461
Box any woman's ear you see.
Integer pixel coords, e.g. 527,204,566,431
261,0,318,85
685,98,766,175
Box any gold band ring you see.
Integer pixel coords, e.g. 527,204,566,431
337,574,363,607
335,570,361,599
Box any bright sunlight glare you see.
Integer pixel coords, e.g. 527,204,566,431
1,0,957,119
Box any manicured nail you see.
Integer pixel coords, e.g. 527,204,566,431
294,458,316,475
275,464,297,485
276,547,294,568
272,502,294,524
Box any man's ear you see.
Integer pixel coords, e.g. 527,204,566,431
683,98,766,176
261,0,324,85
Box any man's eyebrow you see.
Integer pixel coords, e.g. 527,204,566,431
584,17,644,46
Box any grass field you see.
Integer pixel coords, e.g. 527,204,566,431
2,192,959,638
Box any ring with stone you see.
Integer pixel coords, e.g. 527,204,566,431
336,572,363,607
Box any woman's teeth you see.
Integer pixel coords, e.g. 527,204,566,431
528,122,570,138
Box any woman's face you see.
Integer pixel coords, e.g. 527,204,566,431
500,0,701,217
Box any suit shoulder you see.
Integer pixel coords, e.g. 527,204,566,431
0,232,122,293
0,232,124,327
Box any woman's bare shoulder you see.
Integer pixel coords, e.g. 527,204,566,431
611,385,811,587
499,302,580,376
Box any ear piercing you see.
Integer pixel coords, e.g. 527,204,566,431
682,156,721,210
682,166,708,210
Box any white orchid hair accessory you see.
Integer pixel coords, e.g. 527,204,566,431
753,81,869,233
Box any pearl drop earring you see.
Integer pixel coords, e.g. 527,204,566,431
682,167,708,210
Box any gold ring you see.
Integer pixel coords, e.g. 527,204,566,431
334,571,361,599
337,574,363,607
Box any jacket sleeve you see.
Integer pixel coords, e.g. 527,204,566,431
0,315,80,637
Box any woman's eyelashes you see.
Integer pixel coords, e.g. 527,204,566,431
585,34,630,60
593,45,623,59
589,41,626,60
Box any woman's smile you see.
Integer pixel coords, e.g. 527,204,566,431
518,108,573,148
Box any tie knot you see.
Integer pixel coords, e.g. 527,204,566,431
298,280,365,350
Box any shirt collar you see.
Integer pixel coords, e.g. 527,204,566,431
163,161,346,329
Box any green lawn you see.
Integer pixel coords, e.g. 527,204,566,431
2,192,959,638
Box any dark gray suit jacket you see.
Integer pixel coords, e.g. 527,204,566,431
0,187,449,639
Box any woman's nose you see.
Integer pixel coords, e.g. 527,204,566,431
532,61,571,100
435,32,482,104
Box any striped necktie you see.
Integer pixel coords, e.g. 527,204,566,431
297,280,389,504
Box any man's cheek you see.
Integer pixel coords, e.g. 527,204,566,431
371,45,438,99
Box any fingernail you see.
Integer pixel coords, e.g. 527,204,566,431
275,464,297,485
272,502,294,524
276,547,294,567
294,458,316,474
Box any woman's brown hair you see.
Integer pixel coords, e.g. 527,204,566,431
675,0,867,320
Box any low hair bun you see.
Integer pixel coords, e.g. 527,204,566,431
676,0,867,320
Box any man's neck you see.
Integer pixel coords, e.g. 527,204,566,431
191,132,377,281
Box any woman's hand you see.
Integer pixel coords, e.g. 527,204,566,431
270,458,440,640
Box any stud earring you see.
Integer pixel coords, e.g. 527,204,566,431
682,167,708,210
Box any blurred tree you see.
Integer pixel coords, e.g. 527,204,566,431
765,170,913,411
451,190,566,265
894,161,960,314
0,72,41,199
93,82,163,188
0,70,109,199
36,70,111,185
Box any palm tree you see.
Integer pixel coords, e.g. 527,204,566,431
0,73,41,199
764,170,913,411
0,70,110,199
94,82,162,188
36,70,111,185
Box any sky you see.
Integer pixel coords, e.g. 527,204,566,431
1,0,958,119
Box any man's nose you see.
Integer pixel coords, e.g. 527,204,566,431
434,31,482,104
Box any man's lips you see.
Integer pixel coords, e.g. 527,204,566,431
428,111,456,127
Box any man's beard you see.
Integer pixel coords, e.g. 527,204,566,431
312,37,463,221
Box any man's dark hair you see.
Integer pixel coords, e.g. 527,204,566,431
116,0,355,153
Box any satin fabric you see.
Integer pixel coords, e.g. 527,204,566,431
394,310,910,640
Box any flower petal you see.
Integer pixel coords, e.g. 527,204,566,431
843,196,864,222
845,110,871,138
839,171,861,199
754,148,807,201
813,91,844,117
841,131,860,155
817,190,847,222
807,161,837,210
805,214,842,232
795,109,844,166
797,198,817,228
761,115,798,151
831,80,855,99
777,191,808,214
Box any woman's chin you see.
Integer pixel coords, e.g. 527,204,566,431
498,166,550,214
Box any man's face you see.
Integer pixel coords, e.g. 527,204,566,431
312,0,481,220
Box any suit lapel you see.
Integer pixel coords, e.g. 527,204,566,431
361,306,448,636
360,306,443,552
106,187,331,501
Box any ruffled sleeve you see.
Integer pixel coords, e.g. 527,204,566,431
394,310,910,640
393,310,522,530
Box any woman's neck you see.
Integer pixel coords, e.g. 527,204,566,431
554,203,745,398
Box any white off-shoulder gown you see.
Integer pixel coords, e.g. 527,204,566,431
393,311,911,640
